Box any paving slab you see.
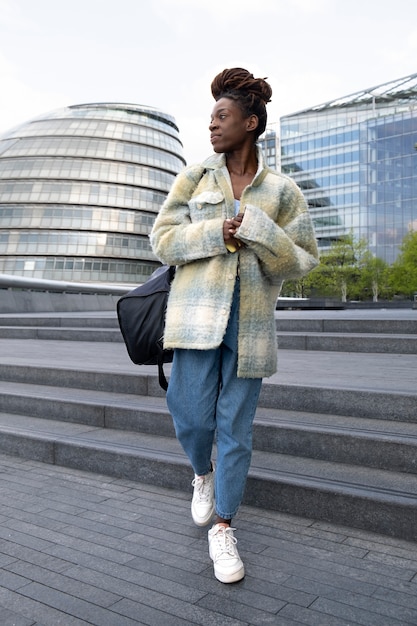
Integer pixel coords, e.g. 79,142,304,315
0,453,416,625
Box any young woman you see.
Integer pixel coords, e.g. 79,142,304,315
150,68,319,583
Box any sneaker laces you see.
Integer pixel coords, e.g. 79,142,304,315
211,526,238,557
192,474,213,503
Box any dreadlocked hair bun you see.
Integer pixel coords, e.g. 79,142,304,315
211,68,272,139
211,68,272,105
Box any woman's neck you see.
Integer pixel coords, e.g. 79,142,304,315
226,147,258,200
226,145,257,177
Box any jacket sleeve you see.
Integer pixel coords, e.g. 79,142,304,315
150,166,227,266
236,177,319,281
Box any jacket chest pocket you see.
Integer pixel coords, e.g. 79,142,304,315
188,191,225,222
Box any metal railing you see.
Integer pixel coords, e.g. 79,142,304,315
0,273,130,296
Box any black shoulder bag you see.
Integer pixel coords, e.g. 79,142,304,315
117,264,176,391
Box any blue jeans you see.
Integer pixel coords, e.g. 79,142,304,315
166,279,262,520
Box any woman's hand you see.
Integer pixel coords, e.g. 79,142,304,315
223,213,245,250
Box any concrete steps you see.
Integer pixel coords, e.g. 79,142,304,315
277,331,417,353
0,410,416,543
0,377,416,472
1,325,417,354
275,315,417,354
0,352,417,542
0,326,122,343
1,312,416,353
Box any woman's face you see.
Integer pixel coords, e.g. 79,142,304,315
209,97,256,153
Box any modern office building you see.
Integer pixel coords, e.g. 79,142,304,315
280,73,417,263
258,126,280,170
0,103,186,285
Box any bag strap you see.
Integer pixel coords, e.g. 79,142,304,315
157,353,169,391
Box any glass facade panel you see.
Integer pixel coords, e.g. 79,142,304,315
0,157,175,192
0,103,185,284
0,230,153,258
280,73,417,262
3,135,184,171
258,128,280,169
0,255,156,283
0,205,156,233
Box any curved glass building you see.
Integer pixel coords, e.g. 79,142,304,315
281,73,417,263
0,103,186,285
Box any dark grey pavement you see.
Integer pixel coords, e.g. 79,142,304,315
0,308,416,624
1,452,417,625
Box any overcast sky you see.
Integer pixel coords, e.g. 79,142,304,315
1,0,417,164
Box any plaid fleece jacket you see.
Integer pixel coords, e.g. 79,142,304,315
150,149,319,379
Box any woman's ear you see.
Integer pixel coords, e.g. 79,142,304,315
246,114,259,132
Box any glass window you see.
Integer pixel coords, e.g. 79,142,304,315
0,103,186,284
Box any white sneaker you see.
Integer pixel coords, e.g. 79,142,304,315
191,467,215,527
208,524,245,583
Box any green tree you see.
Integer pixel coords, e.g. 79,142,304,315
358,252,391,301
302,253,341,298
280,276,309,298
319,233,367,302
282,232,417,302
390,231,417,297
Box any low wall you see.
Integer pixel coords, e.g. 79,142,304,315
0,289,121,313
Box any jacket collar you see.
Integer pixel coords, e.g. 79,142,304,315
202,146,268,188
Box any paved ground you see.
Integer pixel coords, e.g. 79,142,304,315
0,309,416,624
0,452,417,625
